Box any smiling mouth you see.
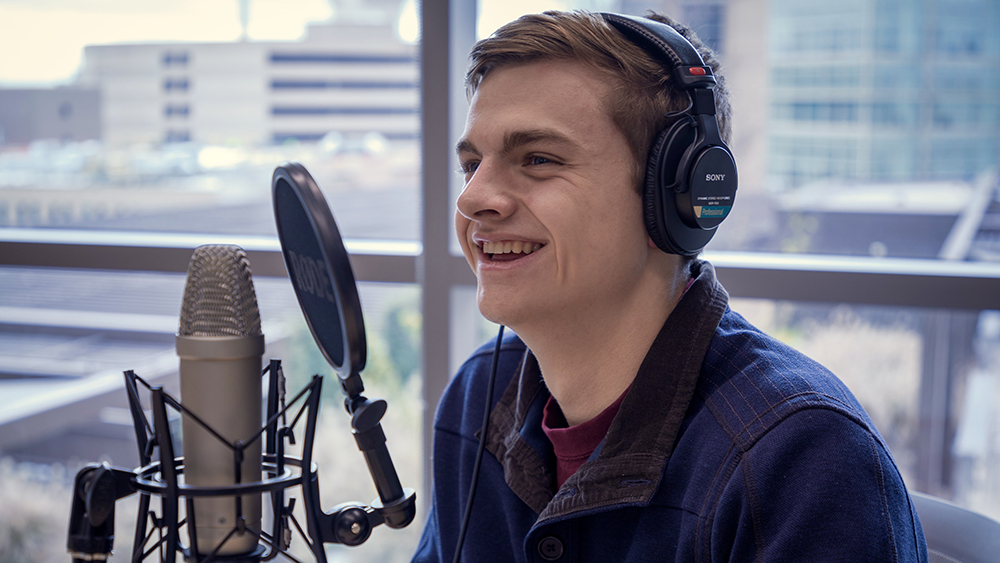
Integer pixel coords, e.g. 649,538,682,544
481,240,543,261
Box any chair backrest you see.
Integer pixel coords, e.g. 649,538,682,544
910,491,1000,563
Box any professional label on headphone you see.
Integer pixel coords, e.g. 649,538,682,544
694,205,731,219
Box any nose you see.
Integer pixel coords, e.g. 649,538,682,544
456,161,517,222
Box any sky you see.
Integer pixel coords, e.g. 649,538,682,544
0,0,333,86
0,0,577,88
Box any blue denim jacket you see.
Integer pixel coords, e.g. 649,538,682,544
413,261,928,562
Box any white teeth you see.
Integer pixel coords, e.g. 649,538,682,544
481,240,541,255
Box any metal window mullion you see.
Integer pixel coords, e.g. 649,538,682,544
5,240,1000,310
0,239,416,283
419,0,460,510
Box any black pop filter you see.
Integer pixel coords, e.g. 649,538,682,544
272,163,416,530
272,162,367,394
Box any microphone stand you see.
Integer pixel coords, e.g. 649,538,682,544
66,360,416,563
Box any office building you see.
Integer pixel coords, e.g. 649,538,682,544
75,19,417,147
0,88,101,145
768,0,1000,189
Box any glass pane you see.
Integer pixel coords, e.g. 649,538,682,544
0,266,422,561
1,1,423,559
735,0,1000,258
470,0,1000,260
469,0,1000,522
0,0,420,242
733,297,1000,521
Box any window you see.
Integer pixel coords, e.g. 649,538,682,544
161,51,190,67
872,101,918,126
682,2,725,54
870,140,917,180
874,64,922,89
163,104,189,118
163,129,190,143
2,3,1000,560
163,77,190,92
270,79,418,89
1,2,425,558
874,0,923,53
771,65,861,88
935,1,993,55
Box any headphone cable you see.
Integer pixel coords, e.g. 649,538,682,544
451,324,505,563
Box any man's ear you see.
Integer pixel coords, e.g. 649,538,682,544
648,236,659,249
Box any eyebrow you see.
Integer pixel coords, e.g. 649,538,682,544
455,129,579,158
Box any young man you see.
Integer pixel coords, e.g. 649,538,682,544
413,11,927,562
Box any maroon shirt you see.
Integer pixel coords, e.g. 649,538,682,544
541,388,629,488
540,278,693,489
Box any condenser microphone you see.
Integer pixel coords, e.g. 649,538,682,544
176,244,265,558
64,169,415,563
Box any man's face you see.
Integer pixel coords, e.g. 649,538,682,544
455,60,654,328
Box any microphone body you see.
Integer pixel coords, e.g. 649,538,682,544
177,245,265,557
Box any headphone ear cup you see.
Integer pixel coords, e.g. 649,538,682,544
643,117,697,255
643,127,673,254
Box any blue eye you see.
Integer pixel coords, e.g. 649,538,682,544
529,155,553,166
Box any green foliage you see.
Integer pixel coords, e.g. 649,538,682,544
279,288,422,407
0,459,71,563
268,288,426,563
385,301,421,382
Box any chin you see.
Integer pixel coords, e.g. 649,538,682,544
477,302,514,327
476,292,530,329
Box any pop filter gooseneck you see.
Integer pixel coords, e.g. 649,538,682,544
271,162,416,529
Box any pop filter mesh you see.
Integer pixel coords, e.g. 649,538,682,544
178,245,262,337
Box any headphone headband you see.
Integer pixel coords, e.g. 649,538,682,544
601,13,718,91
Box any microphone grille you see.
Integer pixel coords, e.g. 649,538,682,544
179,245,263,337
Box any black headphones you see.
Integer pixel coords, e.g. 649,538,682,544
602,13,738,256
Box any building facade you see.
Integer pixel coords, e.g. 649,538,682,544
0,88,101,145
768,0,1000,189
76,21,417,147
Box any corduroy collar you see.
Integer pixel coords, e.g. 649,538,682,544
484,260,730,521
